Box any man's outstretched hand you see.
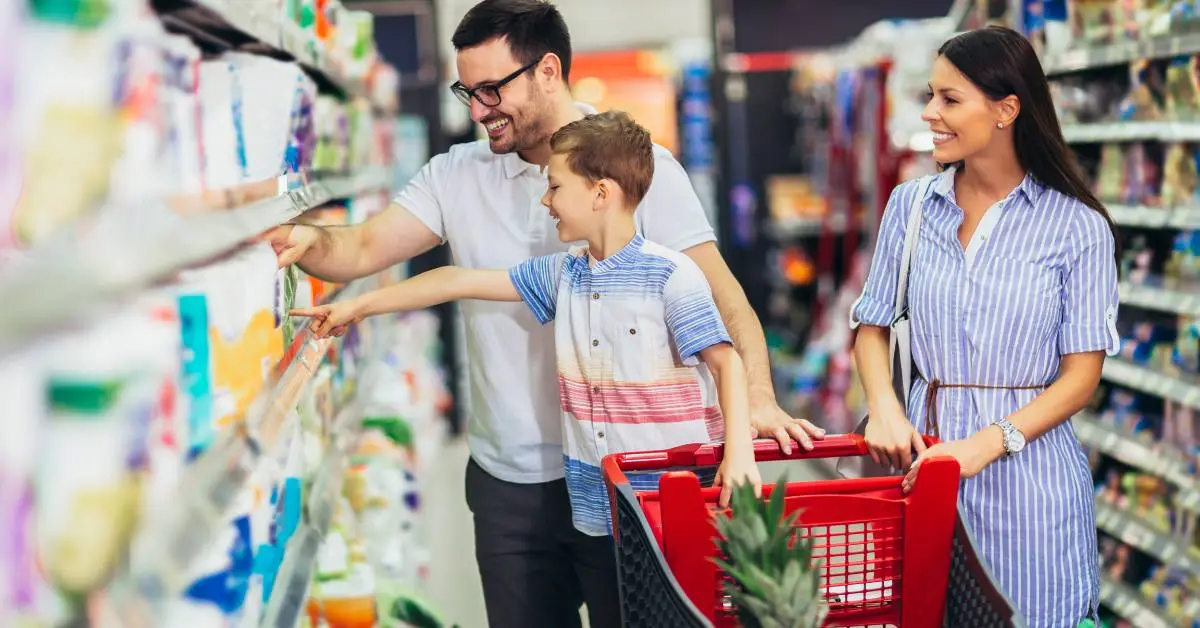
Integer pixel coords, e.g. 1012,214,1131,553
259,223,318,268
749,399,825,455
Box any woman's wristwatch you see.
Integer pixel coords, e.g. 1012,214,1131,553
991,418,1027,456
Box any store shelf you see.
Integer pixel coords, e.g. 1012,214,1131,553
1095,500,1200,575
154,0,368,101
0,167,391,355
117,279,375,616
1044,33,1200,76
1063,121,1200,143
1118,282,1200,316
1099,576,1173,628
1101,358,1200,410
1074,413,1200,512
1107,203,1200,230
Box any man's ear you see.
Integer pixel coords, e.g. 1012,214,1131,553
539,53,565,89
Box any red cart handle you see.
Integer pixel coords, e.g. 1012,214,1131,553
609,433,938,472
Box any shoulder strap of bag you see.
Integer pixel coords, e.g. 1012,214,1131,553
893,175,934,320
888,175,934,411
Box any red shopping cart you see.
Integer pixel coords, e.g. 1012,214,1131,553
601,434,1024,628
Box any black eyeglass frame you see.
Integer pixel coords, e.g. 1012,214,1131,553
449,56,544,107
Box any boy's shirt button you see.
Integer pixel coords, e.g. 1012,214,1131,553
592,292,600,300
592,339,599,347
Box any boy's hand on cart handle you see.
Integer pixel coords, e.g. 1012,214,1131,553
714,449,762,508
864,407,925,470
901,433,998,493
748,401,825,455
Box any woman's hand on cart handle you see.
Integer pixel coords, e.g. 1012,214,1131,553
901,430,1003,493
864,404,926,470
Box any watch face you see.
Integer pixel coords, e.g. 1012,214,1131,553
1006,429,1026,454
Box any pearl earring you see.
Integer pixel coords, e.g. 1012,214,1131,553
996,122,1004,129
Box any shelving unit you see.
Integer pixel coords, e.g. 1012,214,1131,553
1099,577,1174,628
1074,413,1200,511
1,2,442,627
1107,203,1200,230
1062,121,1200,143
1044,32,1200,76
0,169,392,354
1035,7,1200,625
1118,282,1200,317
1094,501,1200,575
1100,358,1200,410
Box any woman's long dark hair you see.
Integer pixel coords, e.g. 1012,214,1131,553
938,26,1118,250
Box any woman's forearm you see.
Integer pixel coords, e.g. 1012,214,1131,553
1003,353,1102,442
853,326,903,415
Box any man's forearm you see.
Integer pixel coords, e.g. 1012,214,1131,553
297,225,374,283
715,289,776,401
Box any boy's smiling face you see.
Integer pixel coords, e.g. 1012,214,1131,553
541,153,600,243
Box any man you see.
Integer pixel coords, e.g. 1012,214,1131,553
263,1,823,626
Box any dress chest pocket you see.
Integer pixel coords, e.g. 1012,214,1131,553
980,256,1061,335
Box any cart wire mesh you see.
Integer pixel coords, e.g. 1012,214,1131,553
612,483,1025,628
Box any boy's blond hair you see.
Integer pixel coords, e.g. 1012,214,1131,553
548,110,654,207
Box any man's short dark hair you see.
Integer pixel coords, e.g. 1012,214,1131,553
452,0,572,82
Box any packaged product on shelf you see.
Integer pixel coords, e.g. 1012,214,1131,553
162,34,205,197
338,10,378,81
1161,143,1198,207
1096,143,1127,203
180,244,286,450
34,306,187,615
200,58,247,190
314,95,350,173
0,347,45,626
106,12,174,208
167,494,256,626
0,0,20,252
12,13,122,247
224,53,318,182
248,416,307,619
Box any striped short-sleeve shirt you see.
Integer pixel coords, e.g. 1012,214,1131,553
509,233,732,536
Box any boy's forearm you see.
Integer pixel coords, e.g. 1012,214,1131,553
353,267,520,318
711,348,754,449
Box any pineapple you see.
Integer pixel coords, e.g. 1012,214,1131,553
712,473,827,628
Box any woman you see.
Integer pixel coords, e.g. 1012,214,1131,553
851,26,1117,626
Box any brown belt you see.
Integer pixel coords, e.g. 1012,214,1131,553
923,379,1045,439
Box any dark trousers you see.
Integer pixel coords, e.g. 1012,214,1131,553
464,457,622,628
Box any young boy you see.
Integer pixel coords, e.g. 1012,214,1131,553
292,111,761,534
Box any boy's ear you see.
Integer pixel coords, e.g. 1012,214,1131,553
593,179,611,210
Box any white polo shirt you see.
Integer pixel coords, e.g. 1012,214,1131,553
393,112,717,484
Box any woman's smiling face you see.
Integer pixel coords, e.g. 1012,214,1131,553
922,55,1007,165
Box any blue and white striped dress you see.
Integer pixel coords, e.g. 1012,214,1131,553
851,167,1119,627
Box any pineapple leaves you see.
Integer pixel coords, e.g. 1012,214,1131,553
711,472,828,628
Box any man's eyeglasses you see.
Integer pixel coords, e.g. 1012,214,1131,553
450,56,543,107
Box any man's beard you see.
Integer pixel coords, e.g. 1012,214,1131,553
487,105,551,155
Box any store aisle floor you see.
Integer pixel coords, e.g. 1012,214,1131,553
420,435,488,628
